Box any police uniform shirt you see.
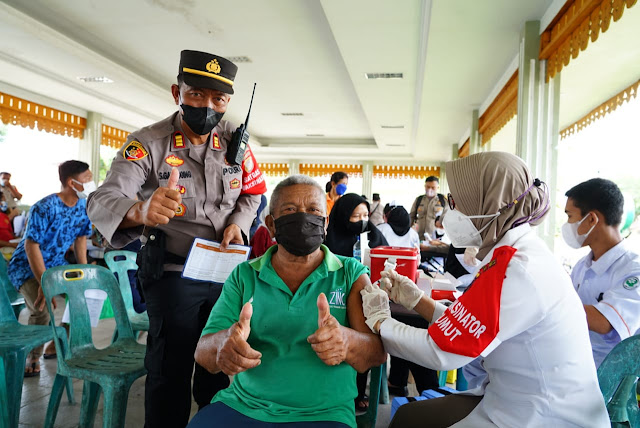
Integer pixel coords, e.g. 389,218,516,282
571,240,640,367
87,112,262,258
410,194,448,239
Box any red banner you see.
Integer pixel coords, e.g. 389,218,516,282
429,246,517,357
241,144,267,195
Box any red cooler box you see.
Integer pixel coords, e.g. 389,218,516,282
370,246,419,284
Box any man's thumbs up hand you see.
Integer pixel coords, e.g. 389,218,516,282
132,167,183,227
316,292,331,328
237,302,253,341
216,302,262,376
307,293,349,366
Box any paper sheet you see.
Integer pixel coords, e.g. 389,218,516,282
61,289,107,328
182,238,251,283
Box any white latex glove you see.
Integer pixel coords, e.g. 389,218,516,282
360,283,391,334
380,270,424,310
463,247,480,267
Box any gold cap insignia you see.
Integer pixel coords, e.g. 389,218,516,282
206,59,221,74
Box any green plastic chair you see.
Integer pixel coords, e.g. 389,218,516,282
356,361,389,428
41,264,147,428
0,271,74,428
597,335,640,428
103,250,148,342
0,257,25,319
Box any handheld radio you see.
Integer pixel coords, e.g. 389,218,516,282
227,83,256,165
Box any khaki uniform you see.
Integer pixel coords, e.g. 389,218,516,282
88,112,261,255
88,111,263,427
409,194,448,240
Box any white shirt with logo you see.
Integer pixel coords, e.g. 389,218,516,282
380,224,609,427
571,240,640,367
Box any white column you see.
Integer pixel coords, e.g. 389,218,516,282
538,66,561,251
516,21,541,169
78,112,102,184
469,109,480,155
289,160,300,175
362,161,373,199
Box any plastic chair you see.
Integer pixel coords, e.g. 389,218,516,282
356,361,389,428
103,251,149,342
597,335,640,428
41,265,147,428
0,273,74,428
0,257,25,319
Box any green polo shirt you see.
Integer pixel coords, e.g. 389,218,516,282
201,244,369,427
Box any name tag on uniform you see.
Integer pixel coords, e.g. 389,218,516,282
182,238,251,284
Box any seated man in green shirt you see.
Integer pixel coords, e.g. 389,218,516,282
189,174,387,428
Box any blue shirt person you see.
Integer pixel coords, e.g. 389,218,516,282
8,160,94,375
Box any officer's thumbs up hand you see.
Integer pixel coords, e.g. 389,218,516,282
307,293,349,366
136,167,183,227
216,302,262,376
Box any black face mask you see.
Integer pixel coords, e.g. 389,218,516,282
181,103,224,135
346,219,368,235
274,212,326,257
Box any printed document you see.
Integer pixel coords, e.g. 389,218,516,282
182,238,251,283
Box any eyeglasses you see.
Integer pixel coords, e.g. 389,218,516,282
447,193,455,210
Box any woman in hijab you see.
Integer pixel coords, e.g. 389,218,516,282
361,152,608,427
325,193,388,413
325,193,387,257
377,204,420,248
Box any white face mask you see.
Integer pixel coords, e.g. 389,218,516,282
561,214,596,249
72,179,97,199
425,188,436,198
442,209,500,248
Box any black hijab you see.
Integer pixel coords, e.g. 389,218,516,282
385,205,411,236
325,193,388,257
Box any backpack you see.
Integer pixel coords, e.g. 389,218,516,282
415,193,446,215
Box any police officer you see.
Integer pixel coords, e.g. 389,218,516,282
562,178,640,368
88,50,265,427
409,176,448,240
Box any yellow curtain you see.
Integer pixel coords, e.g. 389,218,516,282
258,163,290,177
560,79,639,139
0,91,86,138
478,71,518,145
299,163,363,178
101,124,130,149
372,165,440,179
458,138,470,158
540,0,638,81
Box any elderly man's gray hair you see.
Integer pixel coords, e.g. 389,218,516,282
270,174,327,213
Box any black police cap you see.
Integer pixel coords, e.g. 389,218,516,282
178,50,238,94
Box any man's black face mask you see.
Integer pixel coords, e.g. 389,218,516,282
181,104,224,135
274,212,326,256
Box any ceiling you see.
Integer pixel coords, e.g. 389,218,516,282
0,0,636,165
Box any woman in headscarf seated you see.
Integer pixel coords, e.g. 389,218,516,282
377,204,420,249
325,193,388,413
361,152,608,427
325,193,388,258
190,175,386,428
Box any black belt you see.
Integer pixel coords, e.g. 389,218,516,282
164,252,186,265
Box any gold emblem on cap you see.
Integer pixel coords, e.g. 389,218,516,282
206,59,221,74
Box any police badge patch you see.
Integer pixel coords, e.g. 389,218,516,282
623,276,639,290
123,141,149,161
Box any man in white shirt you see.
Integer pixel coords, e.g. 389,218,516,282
563,178,640,367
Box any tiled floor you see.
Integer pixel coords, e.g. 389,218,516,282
15,297,406,427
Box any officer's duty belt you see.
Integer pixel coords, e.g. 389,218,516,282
164,252,187,265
